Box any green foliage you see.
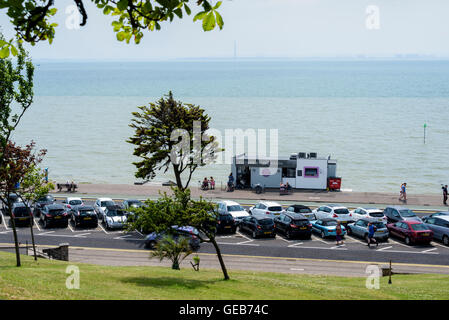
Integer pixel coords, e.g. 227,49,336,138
20,166,54,204
150,235,193,270
127,91,221,190
0,0,224,50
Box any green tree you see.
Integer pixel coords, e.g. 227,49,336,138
0,0,225,58
126,188,230,280
128,91,221,191
150,235,193,270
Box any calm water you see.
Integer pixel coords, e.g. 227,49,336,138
11,60,449,194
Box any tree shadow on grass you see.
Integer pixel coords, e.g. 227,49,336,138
121,276,217,290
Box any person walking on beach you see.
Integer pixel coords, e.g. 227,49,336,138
367,222,378,248
210,177,215,190
399,183,407,202
335,221,344,246
443,185,448,205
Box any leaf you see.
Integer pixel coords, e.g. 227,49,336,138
184,4,191,15
174,8,183,19
202,12,216,31
117,0,128,11
215,11,223,30
10,45,18,56
213,1,222,10
116,32,126,41
0,46,10,59
193,11,207,22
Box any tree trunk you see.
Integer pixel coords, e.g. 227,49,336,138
210,238,229,280
172,165,184,190
8,206,21,267
29,215,37,261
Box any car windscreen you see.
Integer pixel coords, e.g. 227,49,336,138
107,210,125,217
323,221,338,226
227,205,245,212
101,201,115,207
220,214,234,221
369,212,384,217
293,219,309,226
307,214,317,221
49,209,64,215
373,222,386,229
297,208,312,213
334,209,349,215
258,219,274,225
411,224,428,231
39,195,54,202
69,200,82,205
14,207,31,216
400,209,416,217
79,210,95,216
268,206,282,212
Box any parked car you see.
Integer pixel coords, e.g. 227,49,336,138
313,204,354,225
239,216,276,239
425,211,449,218
216,213,237,234
311,218,346,239
10,203,33,227
383,206,423,223
70,205,98,228
2,193,23,215
103,205,127,230
144,226,201,250
351,207,387,224
386,221,433,245
346,219,389,242
248,201,284,218
274,212,312,239
422,215,449,246
285,204,314,220
33,194,55,217
123,199,143,209
94,198,116,220
62,197,84,210
39,204,69,228
217,200,250,223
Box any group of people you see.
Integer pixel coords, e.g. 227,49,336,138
335,220,378,247
201,177,215,190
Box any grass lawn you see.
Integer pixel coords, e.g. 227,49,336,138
0,251,448,300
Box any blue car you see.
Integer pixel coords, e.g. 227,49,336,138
346,219,389,242
144,226,200,250
311,218,346,238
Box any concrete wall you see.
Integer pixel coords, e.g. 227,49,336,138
251,167,281,188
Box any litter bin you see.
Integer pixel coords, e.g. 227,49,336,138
328,177,342,191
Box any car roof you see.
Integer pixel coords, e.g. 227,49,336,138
436,216,449,222
106,204,124,210
290,204,311,209
326,204,347,208
12,202,27,208
67,197,82,201
75,205,95,211
386,206,408,210
220,200,241,206
253,216,274,221
125,199,141,202
284,212,307,219
98,198,113,201
259,201,281,206
45,203,65,209
320,218,337,222
358,207,381,211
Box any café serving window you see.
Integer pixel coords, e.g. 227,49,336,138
304,167,319,178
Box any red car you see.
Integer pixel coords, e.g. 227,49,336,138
387,221,433,245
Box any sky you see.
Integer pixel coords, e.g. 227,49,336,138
1,0,449,60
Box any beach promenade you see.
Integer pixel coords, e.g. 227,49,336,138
57,183,449,210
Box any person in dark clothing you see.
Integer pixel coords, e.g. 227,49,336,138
227,173,234,192
443,185,448,205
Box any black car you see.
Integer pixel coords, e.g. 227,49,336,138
70,205,98,228
10,203,33,227
216,213,237,234
39,204,69,228
239,216,276,239
33,195,55,216
285,204,313,217
274,212,312,239
2,193,23,216
144,226,201,251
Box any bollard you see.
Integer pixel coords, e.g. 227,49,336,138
388,260,392,284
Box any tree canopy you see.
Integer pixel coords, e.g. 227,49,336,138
0,0,225,58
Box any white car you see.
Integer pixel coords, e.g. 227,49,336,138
94,197,116,220
313,204,354,224
351,207,387,224
248,201,284,218
62,197,83,209
217,200,250,222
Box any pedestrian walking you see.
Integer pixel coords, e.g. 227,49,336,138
227,173,234,192
399,183,407,202
367,222,378,248
336,221,344,246
443,185,448,205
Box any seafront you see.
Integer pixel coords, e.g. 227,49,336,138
55,183,449,210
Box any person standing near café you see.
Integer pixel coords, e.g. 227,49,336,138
443,185,448,205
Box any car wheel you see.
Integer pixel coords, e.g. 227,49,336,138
365,234,369,243
443,235,449,246
146,240,156,249
321,231,325,239
43,219,48,229
252,231,258,239
405,237,411,245
346,227,352,235
286,230,292,240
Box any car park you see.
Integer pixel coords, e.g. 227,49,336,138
383,206,422,223
94,198,116,220
313,204,354,225
70,205,98,228
216,213,237,234
239,216,276,239
144,226,201,250
386,221,433,245
10,203,33,227
350,207,387,224
123,199,143,209
62,197,84,210
346,219,389,242
103,205,127,230
248,201,284,218
311,218,346,239
39,204,69,228
33,195,55,216
285,204,314,220
274,212,312,239
217,200,250,223
422,215,449,246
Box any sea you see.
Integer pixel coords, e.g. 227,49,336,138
10,59,449,194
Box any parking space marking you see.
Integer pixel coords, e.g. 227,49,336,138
278,237,293,243
0,230,12,234
378,249,438,255
74,233,91,238
98,223,109,234
290,268,305,271
311,235,330,244
68,224,75,232
0,212,8,230
344,236,365,244
236,231,252,242
217,242,260,247
287,242,304,248
37,231,55,236
431,242,449,250
33,219,41,231
134,230,144,237
113,234,133,240
236,240,255,245
387,238,411,248
376,246,393,251
422,248,438,253
330,245,348,250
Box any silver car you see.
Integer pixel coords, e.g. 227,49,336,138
422,215,449,246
